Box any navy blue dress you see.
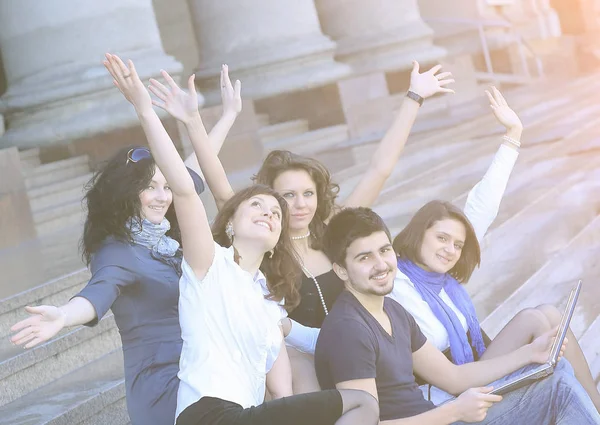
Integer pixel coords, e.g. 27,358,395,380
76,238,182,425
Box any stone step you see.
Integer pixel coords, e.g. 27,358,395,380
470,165,600,322
259,119,310,146
29,180,88,214
256,113,269,128
265,124,349,156
25,164,91,191
24,155,89,179
35,207,86,237
19,148,41,168
345,74,600,168
28,173,93,201
33,199,84,226
579,316,600,383
0,350,127,425
377,113,600,235
0,315,120,407
0,269,90,341
373,90,600,209
480,212,600,342
19,148,40,162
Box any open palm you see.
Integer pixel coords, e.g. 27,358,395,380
149,71,200,124
409,61,455,99
10,305,65,349
486,87,522,131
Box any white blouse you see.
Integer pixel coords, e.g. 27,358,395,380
176,243,287,418
388,143,519,352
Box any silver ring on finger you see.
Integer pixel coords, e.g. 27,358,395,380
124,74,132,79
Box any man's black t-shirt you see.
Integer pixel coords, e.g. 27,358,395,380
315,290,435,421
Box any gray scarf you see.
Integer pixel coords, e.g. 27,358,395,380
127,217,180,258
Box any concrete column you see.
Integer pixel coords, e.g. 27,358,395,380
187,0,351,105
315,0,446,74
0,0,182,149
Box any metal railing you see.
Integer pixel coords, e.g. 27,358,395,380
424,15,544,85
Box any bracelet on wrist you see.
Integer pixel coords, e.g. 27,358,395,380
502,135,521,149
406,90,424,107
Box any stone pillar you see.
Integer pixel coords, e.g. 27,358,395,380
0,147,35,250
315,0,446,75
0,0,182,149
187,0,351,105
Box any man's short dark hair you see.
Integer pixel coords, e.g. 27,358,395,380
323,207,392,266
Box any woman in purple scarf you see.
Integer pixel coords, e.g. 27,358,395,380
389,202,600,412
386,87,600,412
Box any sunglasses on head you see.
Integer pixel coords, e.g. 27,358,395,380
126,147,152,165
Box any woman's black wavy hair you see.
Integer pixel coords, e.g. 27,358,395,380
80,146,183,265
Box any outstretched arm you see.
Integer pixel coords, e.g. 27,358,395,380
464,87,523,242
104,54,214,278
340,61,455,211
182,65,243,176
10,299,96,348
149,66,238,210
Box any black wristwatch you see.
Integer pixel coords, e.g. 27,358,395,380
406,90,424,107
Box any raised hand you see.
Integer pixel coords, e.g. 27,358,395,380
409,61,455,99
103,53,152,112
453,387,502,423
10,305,66,349
220,64,242,118
529,327,567,364
148,71,200,124
486,86,523,132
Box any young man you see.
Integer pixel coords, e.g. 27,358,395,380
315,207,600,424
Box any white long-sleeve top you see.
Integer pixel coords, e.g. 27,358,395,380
388,143,519,352
287,142,519,355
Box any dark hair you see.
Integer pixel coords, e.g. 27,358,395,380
253,150,340,250
392,200,481,282
80,146,183,265
212,184,301,310
323,207,391,266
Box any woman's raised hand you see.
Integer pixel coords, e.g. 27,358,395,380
149,71,200,124
220,64,242,118
103,53,152,112
486,86,523,132
408,61,455,99
10,305,66,349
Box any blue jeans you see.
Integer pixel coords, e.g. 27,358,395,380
446,360,600,425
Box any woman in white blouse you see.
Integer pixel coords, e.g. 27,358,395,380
104,53,379,425
387,91,600,411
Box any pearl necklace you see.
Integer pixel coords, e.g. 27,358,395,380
291,231,311,240
300,264,328,315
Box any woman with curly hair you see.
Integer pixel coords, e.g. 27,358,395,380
105,53,379,425
9,68,243,425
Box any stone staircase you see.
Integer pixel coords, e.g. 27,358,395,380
2,73,600,423
19,150,93,237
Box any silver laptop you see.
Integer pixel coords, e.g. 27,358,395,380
489,279,582,396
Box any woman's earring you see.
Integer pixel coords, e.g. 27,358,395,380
268,249,274,259
225,222,234,242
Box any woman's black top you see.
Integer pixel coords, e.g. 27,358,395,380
288,269,345,328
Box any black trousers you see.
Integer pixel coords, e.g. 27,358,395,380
176,390,343,425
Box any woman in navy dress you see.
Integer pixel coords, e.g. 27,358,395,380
9,145,203,424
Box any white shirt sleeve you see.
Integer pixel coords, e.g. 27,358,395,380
284,319,320,354
463,143,519,243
